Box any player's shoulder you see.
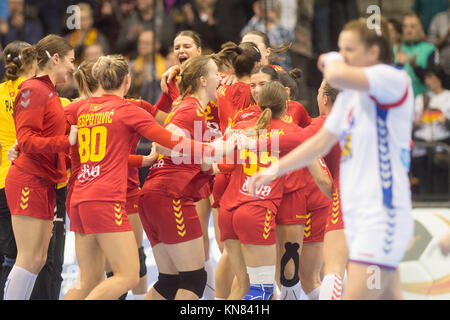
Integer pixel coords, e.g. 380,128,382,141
125,97,150,108
176,97,203,113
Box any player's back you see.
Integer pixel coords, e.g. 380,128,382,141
71,94,158,205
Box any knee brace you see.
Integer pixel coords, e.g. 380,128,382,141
138,246,147,278
178,268,207,298
153,273,180,300
280,242,300,287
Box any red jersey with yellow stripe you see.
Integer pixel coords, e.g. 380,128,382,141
217,81,252,133
12,75,70,184
141,97,210,199
161,76,222,141
269,64,285,71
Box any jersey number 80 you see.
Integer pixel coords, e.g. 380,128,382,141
78,126,107,163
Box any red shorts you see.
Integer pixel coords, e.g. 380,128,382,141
325,187,344,233
5,165,56,221
138,193,203,247
303,204,330,243
211,173,230,208
219,204,276,245
276,189,307,225
69,201,131,234
126,192,140,215
194,179,213,202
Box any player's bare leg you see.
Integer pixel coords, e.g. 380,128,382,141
223,239,249,300
276,224,307,300
165,237,206,300
64,233,105,300
320,229,348,300
129,213,148,299
343,262,399,300
145,242,178,300
195,197,214,299
85,231,139,299
299,241,323,299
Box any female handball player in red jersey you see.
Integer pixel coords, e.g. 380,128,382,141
4,35,77,300
65,55,236,300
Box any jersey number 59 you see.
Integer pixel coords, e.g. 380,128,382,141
240,149,278,176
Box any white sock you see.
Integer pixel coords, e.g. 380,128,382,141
278,281,309,300
342,270,347,293
246,265,276,285
202,259,215,300
319,274,343,300
214,297,226,300
306,285,321,300
4,265,38,300
133,293,146,300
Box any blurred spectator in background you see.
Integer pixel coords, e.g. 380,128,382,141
92,0,122,53
279,0,297,33
214,0,254,46
388,18,403,48
241,0,294,70
413,0,448,34
428,8,450,74
175,0,220,53
66,2,109,64
82,42,104,61
394,13,439,97
0,0,43,48
115,0,169,59
412,64,450,194
312,0,358,54
128,30,164,103
30,0,65,35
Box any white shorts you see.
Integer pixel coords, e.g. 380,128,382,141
343,206,413,270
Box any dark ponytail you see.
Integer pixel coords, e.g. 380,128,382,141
3,41,35,81
277,68,302,101
213,41,261,78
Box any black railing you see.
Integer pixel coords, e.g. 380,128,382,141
411,140,450,203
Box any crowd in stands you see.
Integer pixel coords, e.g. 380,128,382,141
0,0,449,196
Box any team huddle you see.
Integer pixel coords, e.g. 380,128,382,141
1,16,415,300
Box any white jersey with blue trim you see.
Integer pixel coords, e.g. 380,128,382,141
324,64,414,214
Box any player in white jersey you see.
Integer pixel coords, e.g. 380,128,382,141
248,16,414,299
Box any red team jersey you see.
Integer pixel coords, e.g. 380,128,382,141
12,75,70,183
220,118,304,213
285,100,312,128
64,98,159,205
70,95,163,206
141,97,211,200
217,82,252,133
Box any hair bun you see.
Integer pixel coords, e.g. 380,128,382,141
289,68,302,80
